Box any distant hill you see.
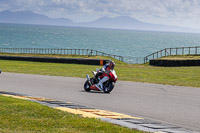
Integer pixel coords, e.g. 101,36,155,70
78,16,197,33
78,16,147,28
0,10,198,33
0,10,73,26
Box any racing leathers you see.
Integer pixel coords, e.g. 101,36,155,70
94,63,117,92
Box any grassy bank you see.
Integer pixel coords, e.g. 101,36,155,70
0,95,143,133
0,57,200,87
0,53,121,61
158,54,200,60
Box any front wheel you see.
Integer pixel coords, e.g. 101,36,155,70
84,80,91,92
103,81,115,93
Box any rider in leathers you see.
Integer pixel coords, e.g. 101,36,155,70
93,61,117,92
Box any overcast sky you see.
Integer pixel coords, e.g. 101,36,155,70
1,0,200,29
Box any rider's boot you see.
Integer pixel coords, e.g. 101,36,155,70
86,74,91,85
95,76,109,92
92,71,97,76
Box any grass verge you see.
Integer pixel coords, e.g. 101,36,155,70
0,57,200,87
158,54,200,60
0,95,143,133
0,53,124,62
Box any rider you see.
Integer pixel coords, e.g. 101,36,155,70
94,61,116,91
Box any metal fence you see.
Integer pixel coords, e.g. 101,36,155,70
0,48,124,62
1,46,200,64
144,46,200,63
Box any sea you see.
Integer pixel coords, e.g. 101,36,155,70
1,23,200,63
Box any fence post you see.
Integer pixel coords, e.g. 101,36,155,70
195,46,197,54
121,56,124,62
189,47,191,55
146,57,148,63
182,47,184,55
91,49,93,56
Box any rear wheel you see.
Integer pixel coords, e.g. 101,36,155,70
103,81,114,93
84,80,91,92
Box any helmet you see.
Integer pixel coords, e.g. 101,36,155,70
108,61,115,70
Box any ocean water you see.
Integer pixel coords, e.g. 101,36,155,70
1,23,200,58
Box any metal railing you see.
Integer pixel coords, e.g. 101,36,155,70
0,48,124,62
144,46,200,63
1,46,200,64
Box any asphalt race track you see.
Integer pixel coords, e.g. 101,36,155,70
0,72,200,132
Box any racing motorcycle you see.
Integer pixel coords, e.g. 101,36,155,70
84,69,117,93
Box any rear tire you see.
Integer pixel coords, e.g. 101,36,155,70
103,81,114,93
84,80,91,92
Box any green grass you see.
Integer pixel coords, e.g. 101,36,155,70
117,64,200,87
0,95,143,133
0,58,200,87
158,54,200,60
0,53,122,61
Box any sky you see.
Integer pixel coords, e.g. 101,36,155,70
1,0,200,29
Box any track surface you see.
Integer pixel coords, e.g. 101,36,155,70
0,72,200,132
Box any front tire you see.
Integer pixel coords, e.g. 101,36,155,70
84,80,91,92
103,81,115,93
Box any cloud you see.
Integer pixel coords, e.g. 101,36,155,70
0,0,197,17
1,0,200,28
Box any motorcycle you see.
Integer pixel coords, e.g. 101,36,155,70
84,69,117,93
